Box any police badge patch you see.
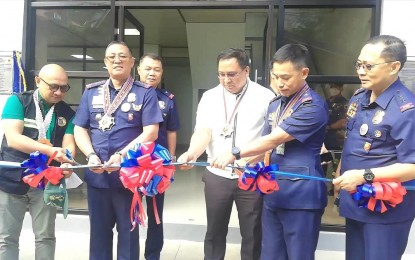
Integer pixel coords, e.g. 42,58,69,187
57,117,67,127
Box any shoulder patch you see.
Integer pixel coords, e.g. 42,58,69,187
353,88,365,96
400,102,414,112
300,96,312,103
86,80,106,89
160,89,174,99
300,90,313,103
269,95,281,104
134,80,151,89
394,90,415,113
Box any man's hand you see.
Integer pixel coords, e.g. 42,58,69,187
49,147,72,163
333,169,365,192
87,154,104,174
177,152,197,171
233,159,247,176
60,163,73,178
103,153,122,173
211,152,236,169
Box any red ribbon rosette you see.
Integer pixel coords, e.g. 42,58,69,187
238,162,279,195
21,151,64,189
351,181,407,213
119,142,175,230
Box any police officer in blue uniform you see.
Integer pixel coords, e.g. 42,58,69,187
333,35,415,260
137,53,180,260
73,41,163,260
212,44,329,260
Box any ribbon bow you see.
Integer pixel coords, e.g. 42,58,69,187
351,182,407,213
119,142,175,230
238,162,279,195
21,151,63,189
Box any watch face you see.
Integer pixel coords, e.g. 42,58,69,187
363,170,374,183
231,147,241,159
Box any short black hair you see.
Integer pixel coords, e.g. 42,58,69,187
105,41,133,57
139,53,163,66
270,44,309,70
217,48,250,69
366,35,407,70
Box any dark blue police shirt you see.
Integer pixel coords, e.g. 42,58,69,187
73,80,163,188
155,88,180,149
340,78,415,224
262,86,329,209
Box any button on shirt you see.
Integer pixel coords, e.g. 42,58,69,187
340,78,415,223
195,79,275,179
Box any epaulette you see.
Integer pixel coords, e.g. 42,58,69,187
86,80,106,89
134,80,151,89
161,89,175,99
353,88,365,96
300,90,313,104
395,90,415,112
270,95,281,104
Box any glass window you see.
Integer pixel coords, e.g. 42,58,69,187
284,8,372,76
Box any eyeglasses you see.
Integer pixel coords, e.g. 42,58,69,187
218,70,244,80
39,77,70,93
354,61,396,71
105,54,131,62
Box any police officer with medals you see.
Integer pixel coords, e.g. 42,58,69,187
212,44,329,260
0,64,75,260
73,41,163,260
137,53,180,260
333,35,415,260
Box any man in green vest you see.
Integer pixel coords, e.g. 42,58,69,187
0,64,75,260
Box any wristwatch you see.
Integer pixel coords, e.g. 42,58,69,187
231,147,241,160
363,168,375,183
86,152,97,161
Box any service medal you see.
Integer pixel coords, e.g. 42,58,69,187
159,101,166,110
128,113,134,121
364,142,371,151
132,104,142,111
127,93,136,103
99,114,115,131
372,110,385,124
360,124,368,136
121,103,131,112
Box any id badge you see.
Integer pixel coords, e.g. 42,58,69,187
276,143,285,155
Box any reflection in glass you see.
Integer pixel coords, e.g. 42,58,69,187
284,8,372,76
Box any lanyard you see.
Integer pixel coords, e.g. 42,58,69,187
33,89,55,140
272,83,309,130
222,81,249,126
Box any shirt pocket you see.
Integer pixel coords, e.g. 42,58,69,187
346,118,356,131
277,165,310,181
366,125,389,155
90,108,104,128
